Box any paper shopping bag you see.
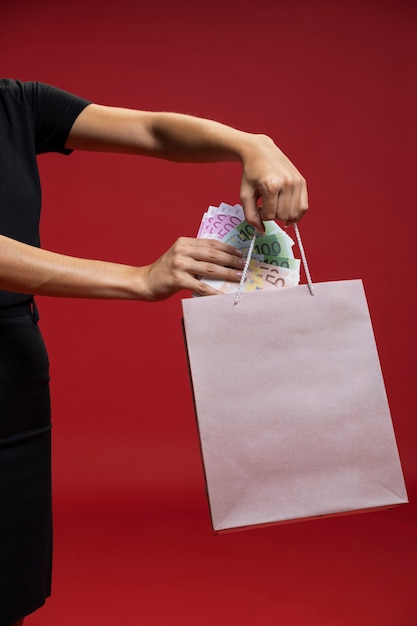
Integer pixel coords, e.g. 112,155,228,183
181,280,408,533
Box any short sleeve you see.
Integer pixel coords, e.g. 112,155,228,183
33,82,91,154
1,79,91,155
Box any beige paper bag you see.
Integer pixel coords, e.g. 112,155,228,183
182,280,408,533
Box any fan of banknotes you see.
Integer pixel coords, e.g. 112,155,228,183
196,202,301,293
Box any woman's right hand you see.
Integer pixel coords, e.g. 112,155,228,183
139,237,245,301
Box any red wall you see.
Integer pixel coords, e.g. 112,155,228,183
1,0,416,620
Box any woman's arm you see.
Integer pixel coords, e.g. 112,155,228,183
1,103,307,300
65,104,308,231
0,234,244,301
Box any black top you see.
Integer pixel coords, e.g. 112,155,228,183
0,79,91,309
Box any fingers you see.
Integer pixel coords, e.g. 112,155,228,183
175,238,245,280
243,173,308,226
191,279,227,297
187,238,244,266
283,174,309,226
144,237,244,301
239,189,265,234
239,136,309,227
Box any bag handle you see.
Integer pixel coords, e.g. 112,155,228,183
233,232,257,305
294,223,314,296
233,223,314,305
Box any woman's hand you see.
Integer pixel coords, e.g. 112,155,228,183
140,237,245,301
239,135,309,233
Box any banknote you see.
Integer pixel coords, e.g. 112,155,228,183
199,212,243,240
197,203,245,238
201,259,300,294
256,256,301,271
196,203,301,293
205,213,295,257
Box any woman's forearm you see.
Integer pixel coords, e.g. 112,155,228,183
0,234,244,301
65,104,252,161
145,112,259,163
0,235,145,299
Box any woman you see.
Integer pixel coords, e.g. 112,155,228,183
0,78,308,625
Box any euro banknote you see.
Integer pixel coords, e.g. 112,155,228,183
196,202,301,293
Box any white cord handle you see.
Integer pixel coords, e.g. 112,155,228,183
294,223,314,296
233,223,313,305
233,232,257,305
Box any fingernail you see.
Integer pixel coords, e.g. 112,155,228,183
236,271,243,278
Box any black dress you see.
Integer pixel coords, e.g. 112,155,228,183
0,79,90,625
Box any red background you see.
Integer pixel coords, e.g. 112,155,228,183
1,0,417,624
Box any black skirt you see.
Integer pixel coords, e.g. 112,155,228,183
0,301,52,625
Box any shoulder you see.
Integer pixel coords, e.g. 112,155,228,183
0,79,46,119
1,77,36,99
1,78,90,111
0,77,23,91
